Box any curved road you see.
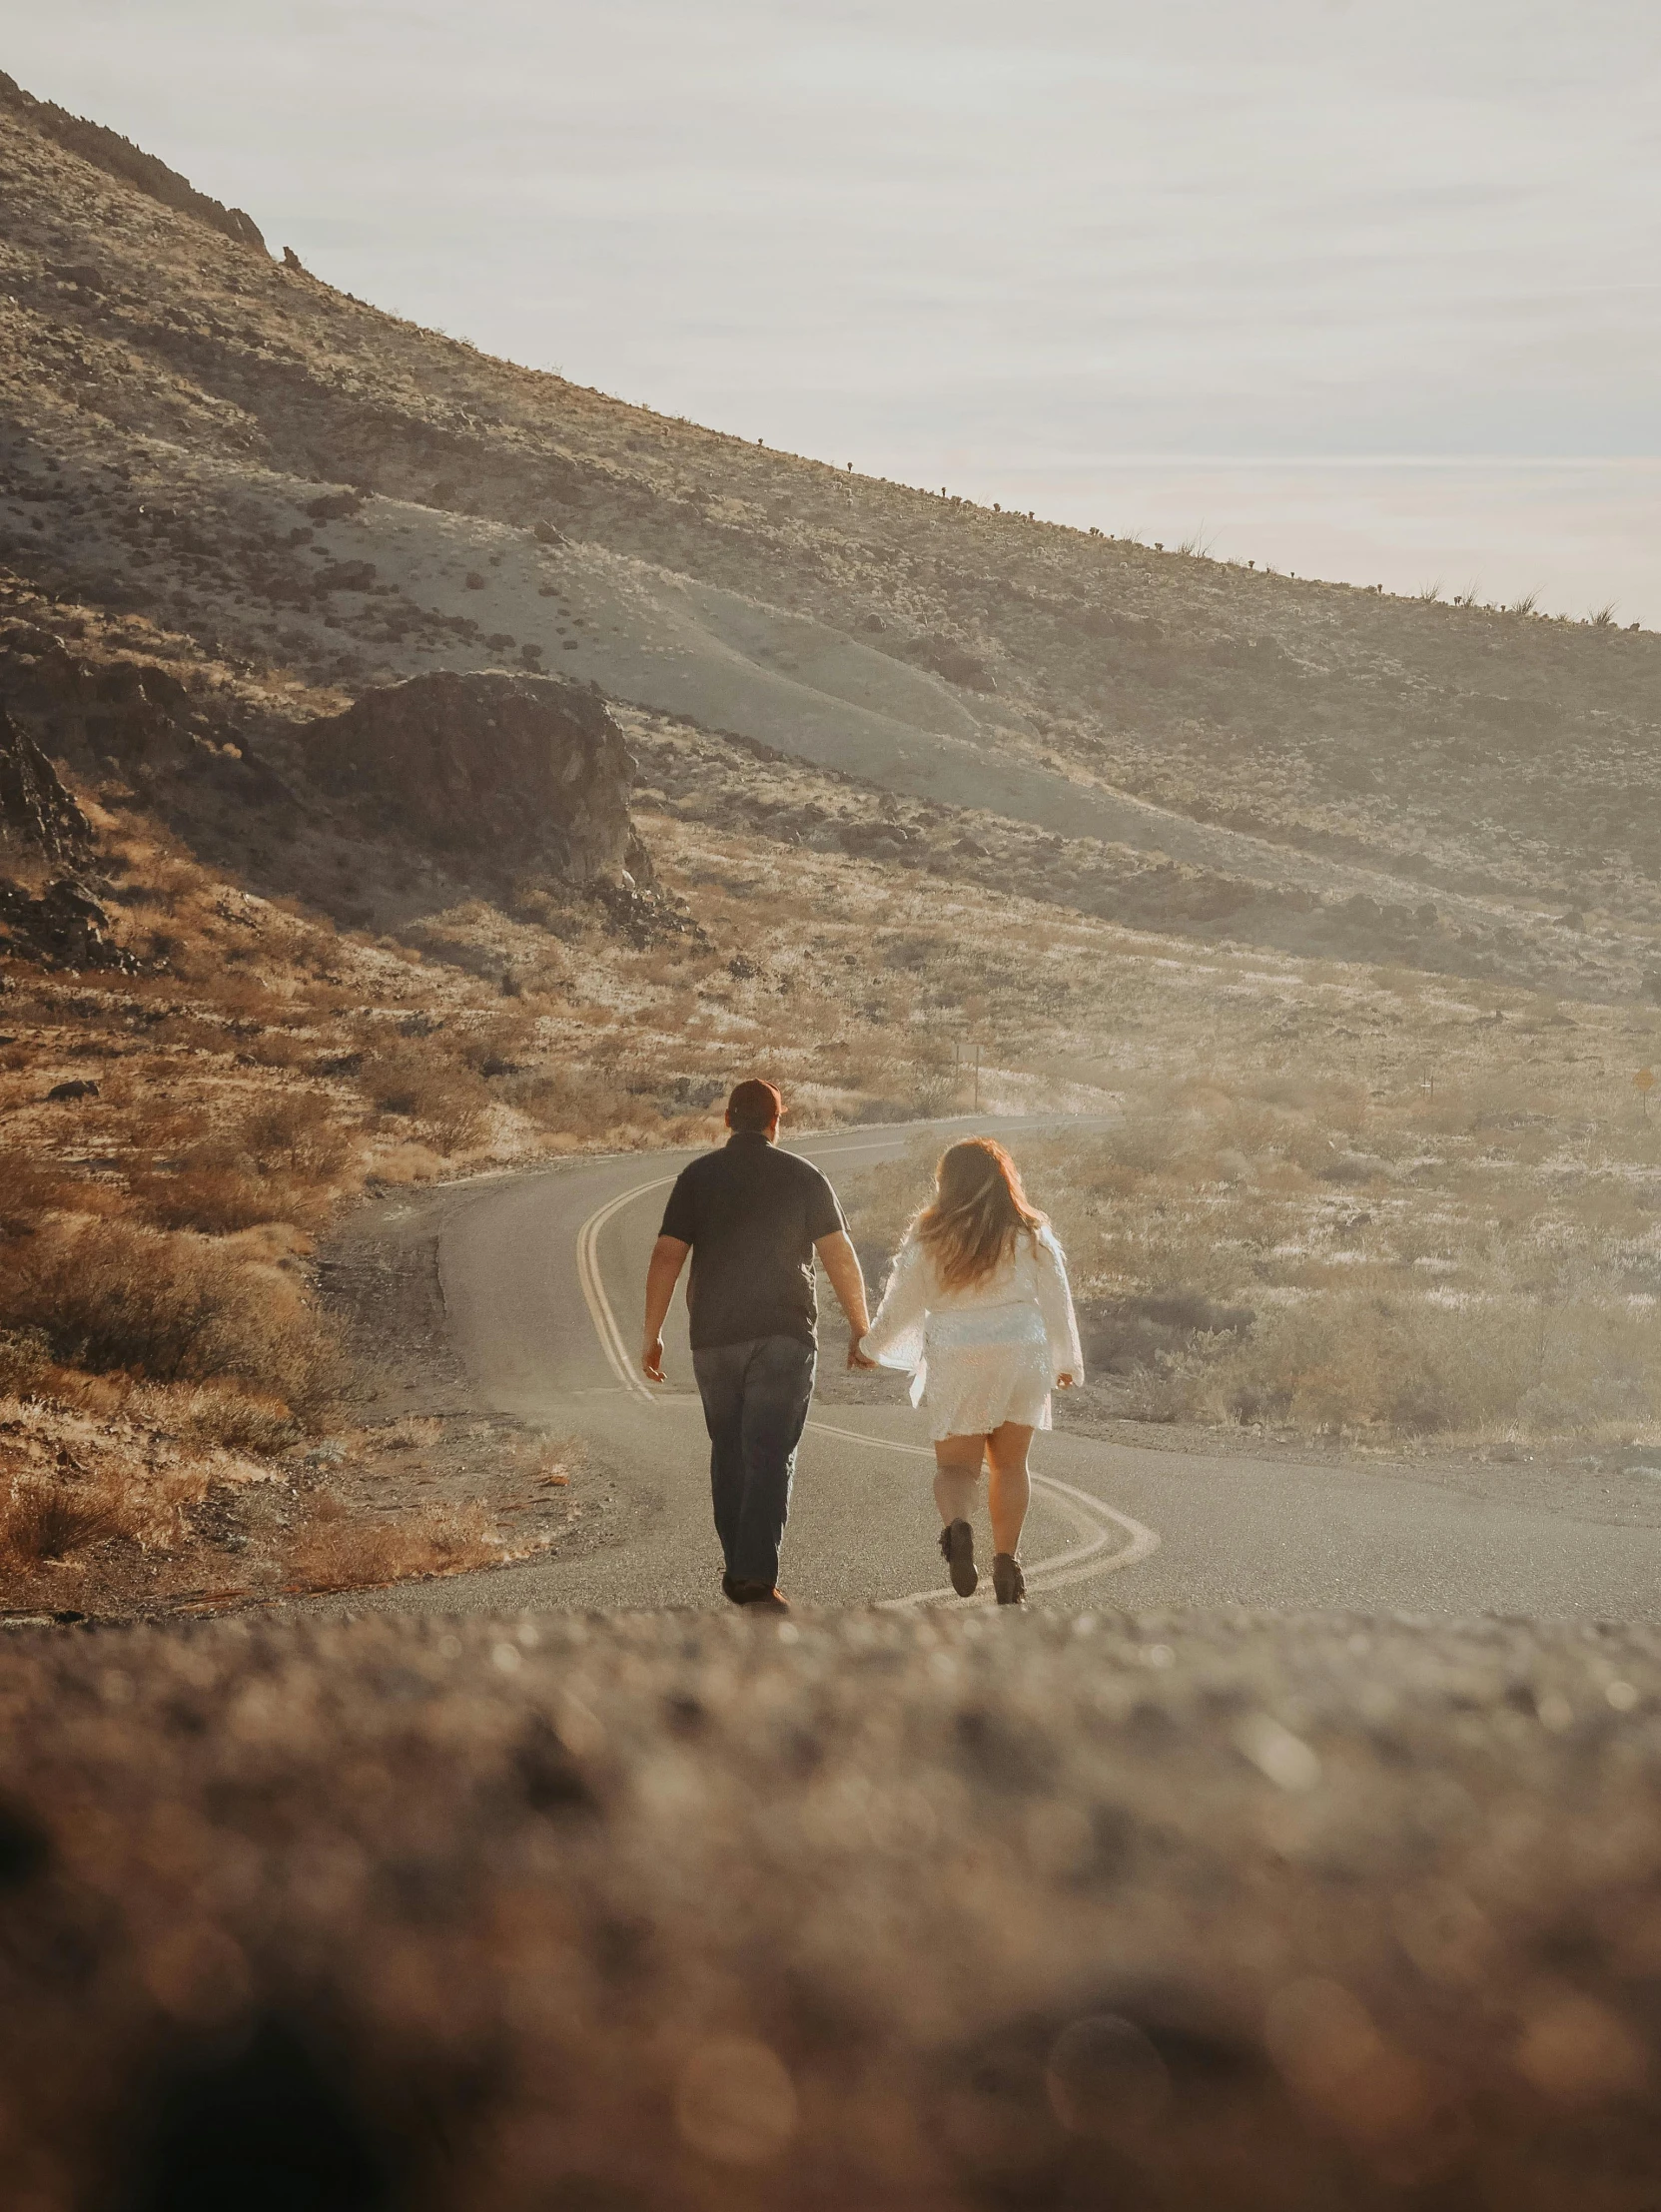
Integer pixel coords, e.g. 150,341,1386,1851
311,1120,1661,1621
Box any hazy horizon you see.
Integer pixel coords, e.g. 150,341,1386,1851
10,0,1659,621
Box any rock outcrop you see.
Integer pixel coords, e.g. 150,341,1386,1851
0,70,267,252
0,704,133,970
300,670,647,886
0,877,134,971
0,622,300,818
0,623,199,779
0,706,94,868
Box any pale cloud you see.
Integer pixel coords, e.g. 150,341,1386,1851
8,0,1659,617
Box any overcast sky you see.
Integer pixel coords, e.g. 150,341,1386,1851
11,1,1660,619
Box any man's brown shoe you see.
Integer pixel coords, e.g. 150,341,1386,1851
992,1553,1026,1607
730,1579,790,1611
939,1518,978,1598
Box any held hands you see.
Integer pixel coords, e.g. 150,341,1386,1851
641,1336,667,1385
848,1327,877,1370
1057,1371,1078,1389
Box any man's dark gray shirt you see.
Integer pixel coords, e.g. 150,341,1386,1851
659,1132,847,1351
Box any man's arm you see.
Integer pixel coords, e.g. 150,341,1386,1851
815,1229,875,1368
641,1235,690,1383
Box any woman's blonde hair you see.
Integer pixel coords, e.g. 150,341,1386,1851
914,1137,1047,1291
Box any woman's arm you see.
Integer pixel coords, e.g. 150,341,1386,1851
859,1236,929,1371
1036,1230,1085,1386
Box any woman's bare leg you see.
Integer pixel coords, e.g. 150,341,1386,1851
933,1436,984,1528
984,1423,1034,1556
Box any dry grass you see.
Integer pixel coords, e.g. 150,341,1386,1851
0,1475,124,1569
361,1042,489,1149
288,1493,501,1590
0,1387,281,1610
0,1215,341,1419
849,1049,1661,1444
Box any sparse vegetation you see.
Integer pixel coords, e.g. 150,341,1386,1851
0,1214,339,1411
849,1034,1661,1446
289,1493,500,1590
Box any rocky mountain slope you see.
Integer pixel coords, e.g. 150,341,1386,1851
2,72,1658,999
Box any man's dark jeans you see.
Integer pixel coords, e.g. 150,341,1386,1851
691,1334,816,1590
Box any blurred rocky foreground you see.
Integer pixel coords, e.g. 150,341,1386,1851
3,1609,1660,2211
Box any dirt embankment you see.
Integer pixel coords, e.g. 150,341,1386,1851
2,1607,1659,2210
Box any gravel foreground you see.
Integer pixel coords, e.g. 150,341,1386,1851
3,1608,1660,2210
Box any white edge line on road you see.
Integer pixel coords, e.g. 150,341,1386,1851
576,1161,1162,1606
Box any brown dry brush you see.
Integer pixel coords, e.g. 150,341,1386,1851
288,1493,500,1592
0,1382,265,1599
850,1071,1661,1443
0,1199,345,1599
0,1215,341,1420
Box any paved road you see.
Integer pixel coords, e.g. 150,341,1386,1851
314,1120,1661,1621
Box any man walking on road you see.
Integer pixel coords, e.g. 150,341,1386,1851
641,1079,873,1610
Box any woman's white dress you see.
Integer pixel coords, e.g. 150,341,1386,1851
859,1226,1085,1441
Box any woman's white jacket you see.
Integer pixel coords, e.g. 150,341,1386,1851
860,1224,1085,1411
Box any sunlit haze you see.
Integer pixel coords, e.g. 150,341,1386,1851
10,0,1659,619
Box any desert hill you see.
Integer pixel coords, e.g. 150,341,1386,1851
2,80,1659,1622
2,73,1659,999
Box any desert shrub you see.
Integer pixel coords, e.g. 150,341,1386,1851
174,1382,304,1456
232,1028,313,1070
132,1166,306,1235
1190,1289,1659,1438
238,1090,351,1176
1079,1292,1255,1376
123,1099,215,1151
0,1328,54,1399
362,1047,487,1150
0,1144,84,1232
0,1475,122,1568
127,1088,353,1233
451,1016,539,1079
367,1143,443,1185
0,1217,341,1421
501,1064,632,1135
290,1497,498,1590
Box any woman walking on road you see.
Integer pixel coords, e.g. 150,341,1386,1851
858,1138,1083,1605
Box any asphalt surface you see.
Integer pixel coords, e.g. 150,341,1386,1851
312,1120,1661,1622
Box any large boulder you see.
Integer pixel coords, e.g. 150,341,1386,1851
299,671,642,884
